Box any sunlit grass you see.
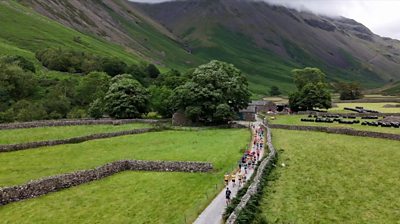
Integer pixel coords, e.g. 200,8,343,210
0,129,249,187
0,128,250,223
0,123,152,145
330,102,400,113
268,115,400,134
259,129,400,223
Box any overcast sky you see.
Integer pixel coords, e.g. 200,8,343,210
130,0,400,39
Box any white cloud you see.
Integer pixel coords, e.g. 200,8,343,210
263,0,400,39
129,0,400,39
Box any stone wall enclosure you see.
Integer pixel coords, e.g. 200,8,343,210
0,160,213,206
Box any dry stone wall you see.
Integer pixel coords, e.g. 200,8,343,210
0,128,156,153
296,111,400,117
269,124,400,141
0,160,213,206
0,119,161,130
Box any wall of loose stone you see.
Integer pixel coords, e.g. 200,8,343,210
226,124,277,224
0,160,213,206
295,111,400,117
0,128,156,153
269,124,400,141
0,119,162,130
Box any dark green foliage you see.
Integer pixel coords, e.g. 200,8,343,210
104,74,150,119
148,69,188,118
76,72,110,106
100,57,127,77
0,100,47,123
88,99,105,119
171,60,251,124
36,48,128,76
0,62,37,110
292,67,326,90
336,82,363,100
146,63,160,79
155,69,187,89
67,108,87,119
0,55,35,72
148,85,174,117
126,64,147,85
269,86,281,96
289,67,332,111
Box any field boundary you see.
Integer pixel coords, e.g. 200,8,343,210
0,160,213,206
225,124,277,223
269,124,400,141
0,128,157,153
0,119,164,130
296,112,400,117
333,99,400,103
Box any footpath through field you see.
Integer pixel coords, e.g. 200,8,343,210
193,118,265,224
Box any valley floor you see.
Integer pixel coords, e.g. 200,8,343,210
0,127,249,223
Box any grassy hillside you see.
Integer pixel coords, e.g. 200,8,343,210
0,1,139,64
382,81,400,95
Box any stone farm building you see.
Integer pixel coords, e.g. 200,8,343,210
239,100,277,121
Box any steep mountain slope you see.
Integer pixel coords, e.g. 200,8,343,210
133,0,400,93
17,0,201,68
0,0,141,64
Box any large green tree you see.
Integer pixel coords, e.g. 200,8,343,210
104,74,149,119
0,62,37,110
171,60,251,124
336,82,363,100
76,72,110,106
269,85,282,96
289,67,331,111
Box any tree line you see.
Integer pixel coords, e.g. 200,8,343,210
0,49,251,124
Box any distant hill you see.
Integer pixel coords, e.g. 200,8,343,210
132,0,400,93
3,0,400,94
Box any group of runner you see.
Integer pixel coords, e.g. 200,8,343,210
225,124,265,205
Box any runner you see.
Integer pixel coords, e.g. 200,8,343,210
231,173,236,187
224,173,230,186
225,187,232,205
237,172,243,187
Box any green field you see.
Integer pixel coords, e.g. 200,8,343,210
330,102,400,113
1,172,218,224
259,129,400,223
0,129,249,186
0,123,152,144
268,115,400,134
0,128,249,223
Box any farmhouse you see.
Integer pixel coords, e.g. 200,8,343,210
239,100,277,121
